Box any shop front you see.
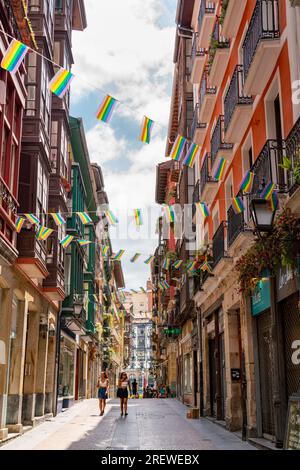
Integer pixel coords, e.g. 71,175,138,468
57,333,76,412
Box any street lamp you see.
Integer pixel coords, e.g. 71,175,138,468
250,198,276,233
73,302,83,317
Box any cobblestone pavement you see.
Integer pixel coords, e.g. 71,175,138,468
1,398,255,450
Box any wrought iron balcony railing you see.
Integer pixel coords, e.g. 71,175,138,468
198,0,215,33
189,104,206,140
199,68,216,111
224,65,253,133
210,116,233,168
212,221,226,268
191,33,206,74
242,0,280,82
285,117,300,195
227,194,247,248
199,153,217,197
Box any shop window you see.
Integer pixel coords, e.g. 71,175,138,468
58,340,75,397
184,353,192,393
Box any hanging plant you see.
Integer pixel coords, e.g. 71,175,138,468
219,0,230,25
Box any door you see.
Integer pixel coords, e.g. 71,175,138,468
281,293,300,399
219,333,226,420
257,309,275,437
193,350,198,407
208,338,216,417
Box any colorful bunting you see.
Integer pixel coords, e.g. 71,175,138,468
213,157,227,181
131,289,138,294
140,116,154,144
158,281,166,291
144,256,154,265
51,213,66,226
105,210,118,225
60,235,74,248
165,205,175,223
134,209,143,227
140,287,146,294
232,196,245,215
49,68,74,99
113,250,125,261
260,181,275,201
170,135,187,161
240,171,254,193
15,216,25,233
163,258,171,270
162,280,170,290
37,226,54,241
186,260,197,272
270,191,279,211
173,260,183,269
183,143,200,168
102,246,109,256
77,240,92,246
200,261,212,273
196,202,209,219
77,212,92,224
1,39,28,74
25,214,40,225
97,95,118,123
130,253,141,263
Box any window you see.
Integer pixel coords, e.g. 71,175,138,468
36,159,48,227
40,60,51,134
28,0,40,12
50,121,58,172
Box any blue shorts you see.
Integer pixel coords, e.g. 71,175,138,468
98,388,108,399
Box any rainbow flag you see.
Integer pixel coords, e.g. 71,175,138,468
102,246,109,256
130,253,141,263
270,191,279,211
77,240,92,246
140,287,146,294
1,39,28,74
187,260,197,272
170,135,187,161
183,143,200,168
232,196,245,214
158,281,166,291
140,116,154,144
25,214,40,225
113,250,125,261
97,95,118,123
163,258,171,270
144,255,154,265
131,289,138,294
77,212,92,224
15,217,25,233
240,171,254,193
134,209,143,227
37,226,54,241
105,210,118,225
163,280,170,289
165,205,175,223
196,202,209,219
260,181,275,201
200,261,212,273
60,235,74,248
214,157,227,181
173,260,183,269
51,213,66,226
49,68,74,99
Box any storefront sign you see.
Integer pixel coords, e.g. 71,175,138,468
251,276,271,316
284,394,300,450
277,265,298,302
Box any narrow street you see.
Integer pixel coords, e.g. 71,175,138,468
1,399,254,451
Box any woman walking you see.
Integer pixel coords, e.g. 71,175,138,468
97,372,109,416
117,372,131,417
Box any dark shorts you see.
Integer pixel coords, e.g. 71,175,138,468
98,387,107,399
117,388,128,399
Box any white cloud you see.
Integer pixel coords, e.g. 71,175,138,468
86,123,127,165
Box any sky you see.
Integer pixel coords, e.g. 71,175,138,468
70,0,176,289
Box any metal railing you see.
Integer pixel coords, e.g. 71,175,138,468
212,221,226,268
210,116,233,168
192,180,201,218
224,65,253,132
285,117,300,194
190,104,206,139
227,194,246,247
198,0,215,33
191,33,206,74
199,153,216,197
199,68,217,111
243,0,280,81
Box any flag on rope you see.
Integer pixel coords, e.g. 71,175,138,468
15,216,25,233
49,68,74,99
97,95,118,123
140,116,155,144
130,253,141,263
140,287,146,294
163,258,171,270
60,235,74,248
183,143,200,168
232,196,245,215
51,213,66,226
186,260,197,272
77,240,92,246
131,289,138,294
213,157,227,181
196,202,209,219
134,209,143,227
173,260,183,269
260,181,275,201
102,246,109,256
270,191,279,211
240,171,254,193
77,212,92,224
164,205,175,223
158,281,166,291
105,210,118,225
1,39,28,73
37,226,54,241
170,135,187,161
113,250,125,261
200,261,212,273
144,256,154,265
25,214,40,225
162,280,170,290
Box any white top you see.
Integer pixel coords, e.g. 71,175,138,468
99,379,108,387
121,380,129,388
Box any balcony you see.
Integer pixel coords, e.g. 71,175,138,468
224,65,253,143
211,116,234,172
189,105,207,145
221,0,247,39
199,153,218,201
227,199,253,256
208,20,230,87
243,0,280,95
190,33,206,84
197,0,216,49
285,117,300,197
212,221,232,276
199,68,217,124
43,256,65,301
